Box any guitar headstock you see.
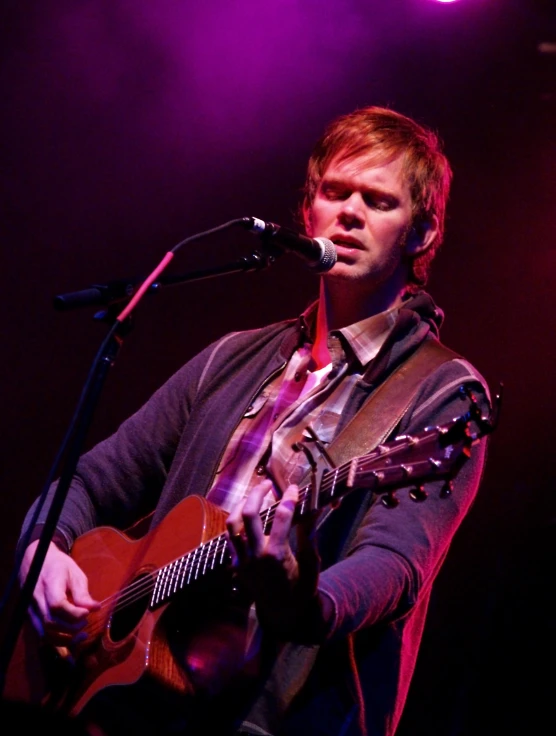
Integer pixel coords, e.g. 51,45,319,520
316,384,502,510
341,414,474,507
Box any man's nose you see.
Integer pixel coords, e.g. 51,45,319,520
338,196,364,228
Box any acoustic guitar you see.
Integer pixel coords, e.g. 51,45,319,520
4,406,495,719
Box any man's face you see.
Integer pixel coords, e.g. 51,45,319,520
304,152,436,293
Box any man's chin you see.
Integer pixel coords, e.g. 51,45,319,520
324,260,368,279
322,268,376,293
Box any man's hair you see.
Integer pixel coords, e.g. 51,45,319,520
301,106,453,291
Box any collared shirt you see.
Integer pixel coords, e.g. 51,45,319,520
206,303,399,513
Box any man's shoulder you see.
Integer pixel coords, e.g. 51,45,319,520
423,336,488,385
187,316,299,390
405,339,492,429
208,316,299,352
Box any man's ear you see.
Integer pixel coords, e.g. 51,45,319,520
406,214,440,256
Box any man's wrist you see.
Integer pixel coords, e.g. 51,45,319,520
27,525,70,553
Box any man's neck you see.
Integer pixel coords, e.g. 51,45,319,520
311,278,406,369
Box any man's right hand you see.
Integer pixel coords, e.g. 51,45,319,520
19,540,100,647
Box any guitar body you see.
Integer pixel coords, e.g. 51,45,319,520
5,496,253,719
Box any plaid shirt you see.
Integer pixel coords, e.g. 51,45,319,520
206,304,399,513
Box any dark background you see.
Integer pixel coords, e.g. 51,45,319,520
1,1,555,733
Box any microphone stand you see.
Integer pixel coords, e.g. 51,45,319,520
0,232,280,700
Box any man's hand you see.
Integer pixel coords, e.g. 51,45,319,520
226,479,322,639
19,540,100,647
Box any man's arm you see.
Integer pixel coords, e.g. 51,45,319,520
16,336,221,555
313,361,491,640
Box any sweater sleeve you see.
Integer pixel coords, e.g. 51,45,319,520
313,358,492,641
17,338,222,553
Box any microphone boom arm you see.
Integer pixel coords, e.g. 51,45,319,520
53,250,275,312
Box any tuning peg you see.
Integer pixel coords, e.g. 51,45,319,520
409,486,427,502
440,481,453,498
381,491,399,508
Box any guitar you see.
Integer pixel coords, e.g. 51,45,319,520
4,405,496,719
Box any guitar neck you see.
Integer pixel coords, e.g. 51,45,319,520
150,410,484,610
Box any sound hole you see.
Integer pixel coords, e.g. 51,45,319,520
109,573,154,642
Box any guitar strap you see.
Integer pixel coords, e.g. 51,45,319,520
324,337,459,469
302,336,460,543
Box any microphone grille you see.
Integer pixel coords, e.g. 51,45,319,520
314,238,338,273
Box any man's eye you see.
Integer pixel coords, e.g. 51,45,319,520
366,197,395,211
325,189,348,200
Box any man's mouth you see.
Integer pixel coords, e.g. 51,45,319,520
331,236,363,250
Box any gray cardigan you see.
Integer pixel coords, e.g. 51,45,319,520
20,291,491,736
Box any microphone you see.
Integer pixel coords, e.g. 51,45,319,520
242,217,337,273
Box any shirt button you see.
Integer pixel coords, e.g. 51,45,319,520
273,413,279,421
256,465,265,475
294,372,302,381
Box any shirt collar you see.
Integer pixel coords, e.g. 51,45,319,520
299,300,399,368
337,308,399,366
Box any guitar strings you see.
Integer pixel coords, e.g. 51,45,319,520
82,459,357,638
81,431,444,640
83,483,311,639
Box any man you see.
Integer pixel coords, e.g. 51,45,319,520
14,106,492,736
